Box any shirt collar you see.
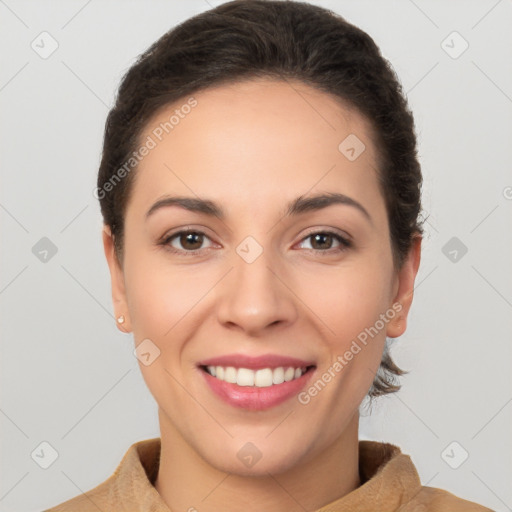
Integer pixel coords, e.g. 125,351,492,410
111,437,422,511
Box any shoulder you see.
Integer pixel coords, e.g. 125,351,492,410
399,485,495,511
355,440,494,511
42,478,114,511
42,438,162,511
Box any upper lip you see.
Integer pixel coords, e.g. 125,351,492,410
198,353,316,370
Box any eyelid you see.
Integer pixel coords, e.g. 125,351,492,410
159,225,214,243
160,227,216,252
293,229,352,254
298,226,352,243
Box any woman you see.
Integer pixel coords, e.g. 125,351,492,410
45,0,493,510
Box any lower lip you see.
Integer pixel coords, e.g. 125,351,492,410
200,368,315,411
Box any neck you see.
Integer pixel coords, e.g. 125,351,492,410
154,410,361,512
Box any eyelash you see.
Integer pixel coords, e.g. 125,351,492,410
159,228,352,256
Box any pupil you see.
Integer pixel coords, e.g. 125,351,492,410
183,232,202,250
313,233,331,250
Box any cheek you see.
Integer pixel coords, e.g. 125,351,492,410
306,258,393,343
302,264,392,415
301,254,394,408
124,249,209,339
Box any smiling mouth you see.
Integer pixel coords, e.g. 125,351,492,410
200,365,315,387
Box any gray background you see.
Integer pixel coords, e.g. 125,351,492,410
1,0,511,510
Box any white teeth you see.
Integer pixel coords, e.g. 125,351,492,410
237,368,254,386
224,366,237,384
206,365,307,387
254,368,273,387
272,367,285,385
284,367,295,382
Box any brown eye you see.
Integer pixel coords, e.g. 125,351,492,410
310,233,334,250
178,232,204,250
298,231,352,254
163,230,212,253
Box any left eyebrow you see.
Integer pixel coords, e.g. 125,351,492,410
286,192,372,224
145,192,372,225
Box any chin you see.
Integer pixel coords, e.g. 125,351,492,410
209,449,302,477
194,433,312,477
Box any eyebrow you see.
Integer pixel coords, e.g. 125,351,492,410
146,192,372,224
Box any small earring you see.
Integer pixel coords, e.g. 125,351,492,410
117,315,125,324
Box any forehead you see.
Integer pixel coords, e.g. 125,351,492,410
129,78,385,224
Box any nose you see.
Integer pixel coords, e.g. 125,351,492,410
216,242,298,336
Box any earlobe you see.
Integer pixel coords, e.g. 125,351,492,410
386,234,422,339
116,314,130,333
102,225,132,333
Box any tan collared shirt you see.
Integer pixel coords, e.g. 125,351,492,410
44,438,494,511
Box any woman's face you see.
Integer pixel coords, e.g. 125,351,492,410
104,78,420,475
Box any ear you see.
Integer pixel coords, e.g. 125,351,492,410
102,225,131,333
386,234,422,338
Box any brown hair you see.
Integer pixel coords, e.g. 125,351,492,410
97,0,424,399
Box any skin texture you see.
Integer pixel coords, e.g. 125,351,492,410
103,78,421,512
